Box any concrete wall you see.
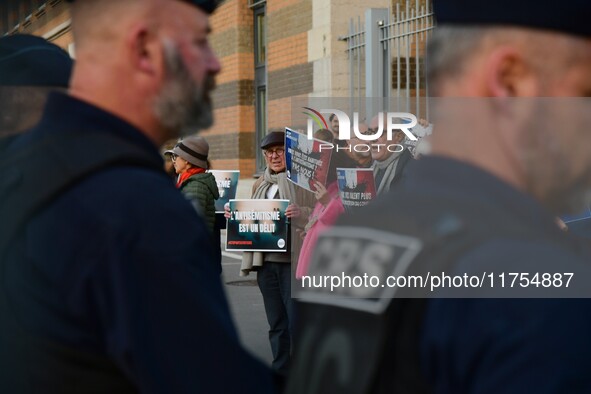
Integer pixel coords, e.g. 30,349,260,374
309,0,389,98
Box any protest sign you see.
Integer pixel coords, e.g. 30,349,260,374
337,168,377,208
209,170,240,213
403,120,433,156
285,127,332,192
226,199,290,252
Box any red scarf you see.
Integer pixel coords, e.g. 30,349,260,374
176,167,206,188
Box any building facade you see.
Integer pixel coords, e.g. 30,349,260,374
2,0,432,178
1,1,73,52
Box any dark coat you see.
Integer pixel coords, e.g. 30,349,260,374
180,172,219,234
1,92,274,393
289,155,591,394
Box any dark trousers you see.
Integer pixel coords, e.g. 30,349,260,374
212,214,225,275
257,262,293,376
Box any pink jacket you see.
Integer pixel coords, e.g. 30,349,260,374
296,182,344,279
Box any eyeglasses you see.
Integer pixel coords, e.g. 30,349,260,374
263,148,285,158
171,154,178,161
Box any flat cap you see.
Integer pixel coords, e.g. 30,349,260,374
261,131,285,150
434,0,591,38
0,34,72,87
66,0,219,14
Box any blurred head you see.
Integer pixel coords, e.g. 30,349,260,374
347,123,372,163
153,38,217,137
314,128,334,143
0,34,72,136
69,0,221,145
329,114,339,138
161,139,178,177
261,131,286,173
428,2,591,212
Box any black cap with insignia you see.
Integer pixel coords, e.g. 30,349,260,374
434,0,591,38
66,0,219,14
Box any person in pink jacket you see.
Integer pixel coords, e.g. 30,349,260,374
296,150,358,278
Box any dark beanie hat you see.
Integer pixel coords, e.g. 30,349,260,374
66,0,219,14
434,0,591,38
0,34,72,87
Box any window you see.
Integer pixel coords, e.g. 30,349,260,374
253,4,267,173
255,12,266,65
255,87,267,171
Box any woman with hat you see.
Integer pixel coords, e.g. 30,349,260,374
171,135,219,234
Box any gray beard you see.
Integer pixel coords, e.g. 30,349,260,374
153,44,214,137
519,100,591,215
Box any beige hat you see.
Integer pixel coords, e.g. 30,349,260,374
173,136,209,168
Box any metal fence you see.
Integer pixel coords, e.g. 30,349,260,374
341,0,435,120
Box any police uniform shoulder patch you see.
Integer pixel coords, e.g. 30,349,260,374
296,226,422,314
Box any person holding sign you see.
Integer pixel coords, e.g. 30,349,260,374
369,115,414,196
227,130,303,377
295,150,358,278
345,123,373,168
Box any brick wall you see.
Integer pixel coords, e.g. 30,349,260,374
3,0,317,180
207,0,315,177
204,0,257,177
2,0,72,51
266,0,313,131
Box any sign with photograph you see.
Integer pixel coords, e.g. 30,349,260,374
337,168,377,208
226,199,290,252
209,170,240,213
285,127,332,192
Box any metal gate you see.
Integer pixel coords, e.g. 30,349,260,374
340,0,435,120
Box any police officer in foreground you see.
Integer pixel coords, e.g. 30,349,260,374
288,1,591,393
0,0,274,393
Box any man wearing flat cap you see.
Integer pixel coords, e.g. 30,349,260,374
227,130,303,377
0,1,274,393
289,1,591,393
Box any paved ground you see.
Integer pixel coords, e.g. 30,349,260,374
221,250,272,366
